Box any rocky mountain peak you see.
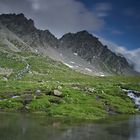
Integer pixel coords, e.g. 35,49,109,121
59,31,135,75
0,13,59,49
75,30,97,40
61,30,98,42
0,13,35,33
0,13,138,75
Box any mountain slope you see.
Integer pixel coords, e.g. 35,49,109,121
0,13,58,51
0,13,140,120
0,13,138,76
59,31,136,75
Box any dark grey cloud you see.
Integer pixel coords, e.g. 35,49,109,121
0,0,31,14
0,0,106,38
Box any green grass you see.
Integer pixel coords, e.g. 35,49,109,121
0,98,23,111
0,50,140,120
0,51,25,72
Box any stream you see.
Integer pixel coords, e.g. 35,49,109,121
122,89,140,109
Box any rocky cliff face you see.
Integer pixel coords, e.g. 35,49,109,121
0,13,138,75
0,13,59,49
59,31,135,75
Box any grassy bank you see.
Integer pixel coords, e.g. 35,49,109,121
0,50,140,120
0,76,139,120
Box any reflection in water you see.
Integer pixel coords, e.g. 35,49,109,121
0,113,140,140
129,115,140,140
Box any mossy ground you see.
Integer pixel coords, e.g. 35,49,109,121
0,50,140,120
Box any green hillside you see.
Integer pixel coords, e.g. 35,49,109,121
0,45,140,120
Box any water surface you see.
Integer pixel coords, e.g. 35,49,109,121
0,113,140,140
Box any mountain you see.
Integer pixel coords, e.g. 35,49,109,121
0,13,140,120
59,31,136,75
0,13,58,51
0,13,138,76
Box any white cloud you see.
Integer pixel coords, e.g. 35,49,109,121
96,13,109,18
26,0,104,38
30,0,40,10
0,0,105,38
1,0,139,72
95,2,112,18
99,37,140,72
95,2,112,11
111,30,123,35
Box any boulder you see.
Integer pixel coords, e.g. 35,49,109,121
53,90,62,97
35,89,41,96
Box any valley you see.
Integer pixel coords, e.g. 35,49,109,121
0,50,140,120
0,13,140,120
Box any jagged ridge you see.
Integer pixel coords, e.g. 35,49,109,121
59,31,135,75
0,13,138,76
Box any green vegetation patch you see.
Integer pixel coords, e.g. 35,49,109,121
0,50,140,120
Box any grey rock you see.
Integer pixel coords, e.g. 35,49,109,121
0,13,59,50
0,13,139,76
35,89,41,96
59,30,137,75
53,90,62,97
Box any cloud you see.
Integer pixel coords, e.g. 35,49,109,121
95,2,112,11
30,0,40,10
99,37,140,72
111,30,123,35
28,0,105,37
94,2,112,17
0,0,105,38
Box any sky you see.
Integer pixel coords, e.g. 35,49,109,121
0,0,140,72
